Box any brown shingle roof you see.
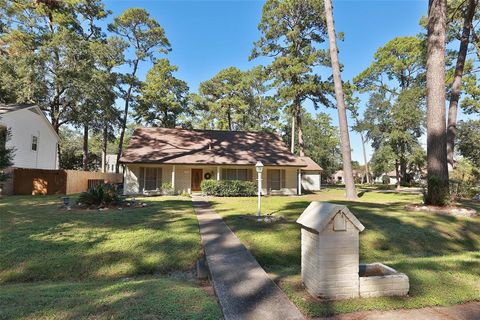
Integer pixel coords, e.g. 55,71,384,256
299,156,323,171
120,127,307,167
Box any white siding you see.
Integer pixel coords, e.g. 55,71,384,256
0,107,58,169
104,154,123,173
302,172,321,191
124,165,140,194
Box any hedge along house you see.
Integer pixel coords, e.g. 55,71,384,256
120,127,315,195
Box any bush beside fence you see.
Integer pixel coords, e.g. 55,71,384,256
12,168,122,195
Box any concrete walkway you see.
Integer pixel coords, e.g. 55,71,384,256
326,301,480,320
192,195,304,320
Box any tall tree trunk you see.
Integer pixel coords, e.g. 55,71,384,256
164,108,169,128
290,114,295,153
446,0,477,170
102,125,108,173
471,27,480,60
395,159,401,190
426,0,449,205
324,0,357,200
295,100,305,156
400,157,407,186
82,124,88,171
227,107,232,131
116,60,139,173
360,131,370,184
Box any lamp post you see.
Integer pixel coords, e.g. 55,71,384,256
255,161,264,222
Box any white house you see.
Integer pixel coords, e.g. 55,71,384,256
103,154,123,174
120,127,321,196
0,103,59,170
374,170,398,185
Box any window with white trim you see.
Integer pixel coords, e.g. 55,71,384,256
31,135,38,152
267,169,286,191
139,167,162,191
222,168,252,181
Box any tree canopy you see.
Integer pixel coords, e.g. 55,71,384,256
251,0,333,155
194,66,279,131
136,59,189,128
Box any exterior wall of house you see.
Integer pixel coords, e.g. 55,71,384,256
104,154,123,173
123,164,300,196
302,171,321,191
263,167,298,195
0,108,58,170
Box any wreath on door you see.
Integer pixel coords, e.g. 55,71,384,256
204,172,212,180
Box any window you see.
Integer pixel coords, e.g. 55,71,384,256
222,168,252,181
225,169,236,180
31,136,38,152
145,168,158,190
0,126,6,151
267,169,286,191
139,167,162,191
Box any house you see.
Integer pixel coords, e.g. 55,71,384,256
374,170,398,185
102,154,123,174
331,169,371,184
299,156,323,191
0,103,59,170
331,170,363,183
120,127,318,195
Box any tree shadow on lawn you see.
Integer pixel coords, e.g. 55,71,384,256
209,197,480,316
281,252,479,318
218,198,479,259
0,198,203,284
0,276,222,320
213,198,480,278
281,199,480,258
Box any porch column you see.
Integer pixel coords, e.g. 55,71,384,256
172,165,176,191
298,169,302,196
216,166,220,180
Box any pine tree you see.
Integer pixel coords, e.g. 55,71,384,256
324,0,357,199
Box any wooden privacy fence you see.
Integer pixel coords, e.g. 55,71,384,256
13,168,122,195
65,170,122,194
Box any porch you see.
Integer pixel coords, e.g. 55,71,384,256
123,164,302,196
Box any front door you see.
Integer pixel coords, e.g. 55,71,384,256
191,169,203,191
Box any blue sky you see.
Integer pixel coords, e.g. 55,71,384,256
103,0,437,163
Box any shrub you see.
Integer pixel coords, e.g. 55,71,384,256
201,180,256,197
161,182,174,195
78,183,121,206
450,180,479,199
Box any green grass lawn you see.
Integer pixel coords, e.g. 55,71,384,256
0,195,221,320
209,187,480,317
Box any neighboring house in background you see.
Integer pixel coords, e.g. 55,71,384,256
331,170,361,183
374,169,426,185
103,154,123,174
330,169,370,184
299,156,323,191
120,127,318,195
0,104,59,170
374,171,398,185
